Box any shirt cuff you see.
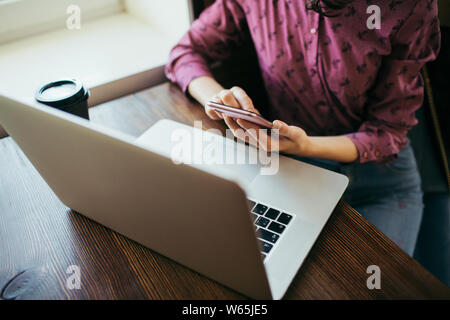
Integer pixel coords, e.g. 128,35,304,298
345,131,398,164
165,59,214,93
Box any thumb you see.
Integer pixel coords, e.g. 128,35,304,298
272,120,300,140
273,120,290,135
273,120,288,127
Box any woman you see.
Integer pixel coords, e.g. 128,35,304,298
165,0,440,255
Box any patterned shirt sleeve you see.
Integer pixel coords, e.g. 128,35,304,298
165,0,248,92
346,0,440,163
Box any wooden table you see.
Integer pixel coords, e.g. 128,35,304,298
1,82,449,300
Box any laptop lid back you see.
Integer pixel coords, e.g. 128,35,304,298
0,95,272,299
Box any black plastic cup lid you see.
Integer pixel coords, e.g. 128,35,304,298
35,79,88,107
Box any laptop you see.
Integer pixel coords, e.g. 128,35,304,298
0,93,348,299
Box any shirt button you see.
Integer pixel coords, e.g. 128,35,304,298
310,28,317,34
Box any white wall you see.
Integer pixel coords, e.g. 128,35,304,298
124,0,191,41
0,0,124,44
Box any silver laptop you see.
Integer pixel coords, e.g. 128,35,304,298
0,93,348,300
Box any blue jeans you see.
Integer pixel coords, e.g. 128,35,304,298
295,144,424,256
414,193,450,287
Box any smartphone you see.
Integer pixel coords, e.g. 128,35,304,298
207,101,273,129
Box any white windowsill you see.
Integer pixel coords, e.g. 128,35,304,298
0,12,180,106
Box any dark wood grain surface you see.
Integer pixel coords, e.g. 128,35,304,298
0,82,449,300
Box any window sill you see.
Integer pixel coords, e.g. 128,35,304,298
0,12,179,107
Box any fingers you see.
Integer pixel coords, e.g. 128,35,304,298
205,86,260,121
218,89,240,108
223,115,239,131
205,106,223,120
272,120,288,129
224,116,259,147
226,117,306,154
236,119,276,152
273,120,302,140
230,86,260,114
205,95,223,120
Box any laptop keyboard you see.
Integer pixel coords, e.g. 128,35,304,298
247,200,294,261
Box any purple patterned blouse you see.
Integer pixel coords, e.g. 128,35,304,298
165,0,440,163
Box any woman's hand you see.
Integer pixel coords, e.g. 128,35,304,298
208,86,313,156
234,118,359,162
208,86,262,147
207,86,260,116
233,118,312,156
188,77,358,163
